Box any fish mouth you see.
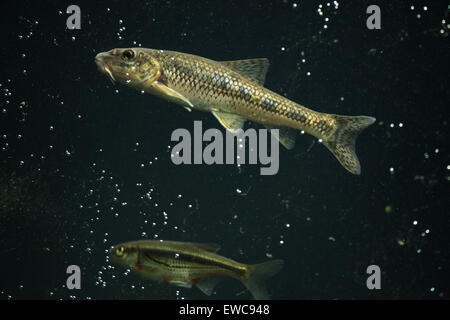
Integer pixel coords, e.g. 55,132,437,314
95,53,116,82
103,65,116,82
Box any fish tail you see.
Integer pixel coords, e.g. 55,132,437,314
243,259,284,300
323,115,376,175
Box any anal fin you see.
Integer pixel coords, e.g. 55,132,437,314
196,277,223,296
265,125,297,150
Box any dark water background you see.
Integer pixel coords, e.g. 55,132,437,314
0,0,449,299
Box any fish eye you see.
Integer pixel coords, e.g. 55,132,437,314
115,246,125,256
122,49,135,60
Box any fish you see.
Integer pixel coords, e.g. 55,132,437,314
108,240,284,300
95,48,376,174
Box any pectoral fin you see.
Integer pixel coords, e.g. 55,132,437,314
169,280,193,288
212,111,246,133
265,125,297,150
151,81,194,112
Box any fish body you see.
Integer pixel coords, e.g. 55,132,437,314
95,48,375,174
109,240,283,300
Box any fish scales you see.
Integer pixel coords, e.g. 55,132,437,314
155,50,334,139
140,243,248,279
109,240,284,299
95,48,376,174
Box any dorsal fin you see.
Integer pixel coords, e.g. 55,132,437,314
220,58,270,85
191,243,221,253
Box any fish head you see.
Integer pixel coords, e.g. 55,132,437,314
95,48,161,89
108,243,139,267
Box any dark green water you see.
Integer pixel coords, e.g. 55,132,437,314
0,1,449,300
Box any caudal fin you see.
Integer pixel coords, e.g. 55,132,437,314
243,259,284,300
323,115,376,175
